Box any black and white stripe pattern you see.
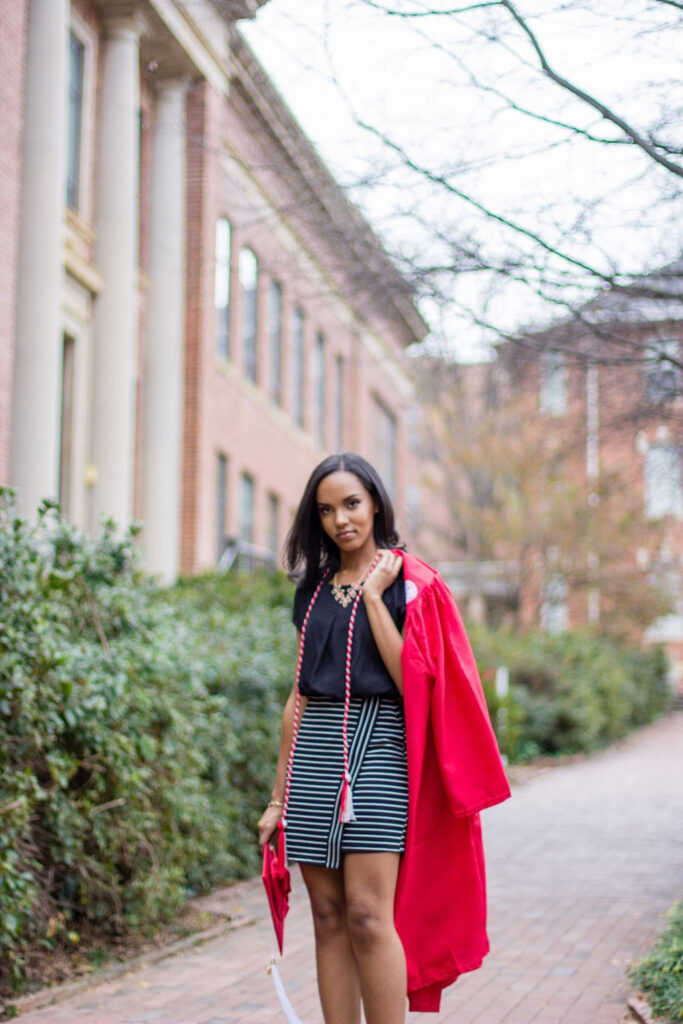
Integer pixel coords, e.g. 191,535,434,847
285,696,409,869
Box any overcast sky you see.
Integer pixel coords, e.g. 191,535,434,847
242,1,683,359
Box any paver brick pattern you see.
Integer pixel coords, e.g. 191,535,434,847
17,712,683,1024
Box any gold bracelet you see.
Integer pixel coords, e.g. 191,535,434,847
268,799,284,808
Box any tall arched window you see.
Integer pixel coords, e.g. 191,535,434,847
240,247,258,383
214,218,231,358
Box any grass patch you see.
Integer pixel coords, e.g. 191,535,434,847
630,901,683,1022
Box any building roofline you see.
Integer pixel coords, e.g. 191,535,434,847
228,28,429,347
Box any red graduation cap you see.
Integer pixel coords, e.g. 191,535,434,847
262,822,290,955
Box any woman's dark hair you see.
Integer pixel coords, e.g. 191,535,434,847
285,452,402,588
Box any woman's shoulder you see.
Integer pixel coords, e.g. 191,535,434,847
397,551,440,589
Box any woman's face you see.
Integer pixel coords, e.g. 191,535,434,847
316,471,377,558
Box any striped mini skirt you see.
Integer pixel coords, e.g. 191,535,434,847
284,695,409,869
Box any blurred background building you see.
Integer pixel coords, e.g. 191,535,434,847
0,0,426,581
413,261,683,690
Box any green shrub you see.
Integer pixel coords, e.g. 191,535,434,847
470,626,670,761
0,492,295,992
630,901,683,1022
160,571,296,888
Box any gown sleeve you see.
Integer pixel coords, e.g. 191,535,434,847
425,576,511,817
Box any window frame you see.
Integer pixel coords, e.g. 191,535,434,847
216,452,228,562
269,279,282,405
292,307,305,428
372,394,397,497
539,350,568,417
239,246,258,383
313,330,326,446
646,339,681,405
214,217,232,359
645,443,683,519
240,471,255,545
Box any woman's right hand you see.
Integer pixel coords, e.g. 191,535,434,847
258,804,284,848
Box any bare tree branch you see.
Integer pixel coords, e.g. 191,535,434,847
354,117,619,284
500,0,683,178
359,0,502,15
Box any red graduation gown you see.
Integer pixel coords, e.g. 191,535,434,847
395,552,511,1012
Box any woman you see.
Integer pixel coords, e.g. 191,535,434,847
258,453,510,1023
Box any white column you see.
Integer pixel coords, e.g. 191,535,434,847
10,0,68,515
142,77,189,581
90,11,143,529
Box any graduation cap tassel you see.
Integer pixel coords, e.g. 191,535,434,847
268,943,306,1024
340,770,357,824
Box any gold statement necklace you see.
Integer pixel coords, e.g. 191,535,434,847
330,554,377,608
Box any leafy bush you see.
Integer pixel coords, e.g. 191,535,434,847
470,626,671,762
0,492,295,993
630,901,683,1022
160,571,296,889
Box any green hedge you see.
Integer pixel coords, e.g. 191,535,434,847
630,901,683,1022
0,490,672,993
0,493,295,992
472,625,671,762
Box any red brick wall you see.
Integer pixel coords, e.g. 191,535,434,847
0,0,29,485
181,73,415,573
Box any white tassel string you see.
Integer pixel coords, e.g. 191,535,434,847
268,943,306,1024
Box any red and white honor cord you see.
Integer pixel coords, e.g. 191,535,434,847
281,571,328,830
339,551,381,822
282,552,382,830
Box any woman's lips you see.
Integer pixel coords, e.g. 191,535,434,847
336,530,355,540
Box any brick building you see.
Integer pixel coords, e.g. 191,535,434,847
414,263,683,689
1,0,425,580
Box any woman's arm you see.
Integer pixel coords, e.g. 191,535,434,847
362,549,404,695
257,633,307,847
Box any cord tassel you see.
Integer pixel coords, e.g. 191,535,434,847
340,770,357,823
268,943,306,1024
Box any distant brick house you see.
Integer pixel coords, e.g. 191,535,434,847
1,0,426,581
415,262,683,690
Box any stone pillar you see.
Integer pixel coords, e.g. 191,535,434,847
142,77,190,581
90,11,143,529
10,0,68,515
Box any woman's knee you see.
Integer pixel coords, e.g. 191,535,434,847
309,891,347,942
345,895,388,952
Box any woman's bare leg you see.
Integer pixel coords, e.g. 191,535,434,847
343,852,406,1024
300,863,362,1024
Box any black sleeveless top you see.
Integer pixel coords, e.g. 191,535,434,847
292,569,406,700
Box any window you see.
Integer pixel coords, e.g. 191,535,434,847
406,483,420,534
292,307,305,427
269,280,282,404
267,492,280,554
214,218,231,358
539,351,567,416
335,354,346,451
240,247,258,382
240,471,255,544
540,574,568,634
216,453,228,561
373,397,397,496
58,335,76,515
66,31,85,210
646,339,680,404
645,444,683,518
313,332,326,446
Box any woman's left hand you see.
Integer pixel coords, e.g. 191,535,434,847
363,549,402,601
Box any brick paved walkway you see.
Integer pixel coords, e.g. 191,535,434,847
16,712,683,1024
